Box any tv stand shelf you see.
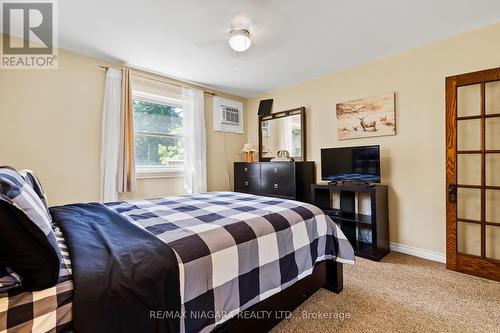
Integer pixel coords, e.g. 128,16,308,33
312,183,389,261
322,209,373,225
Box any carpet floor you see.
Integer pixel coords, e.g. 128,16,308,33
272,252,500,333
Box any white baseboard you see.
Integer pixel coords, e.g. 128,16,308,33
389,242,446,263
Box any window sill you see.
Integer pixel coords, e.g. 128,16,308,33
136,169,184,179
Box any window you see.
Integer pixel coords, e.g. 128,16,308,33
133,91,184,174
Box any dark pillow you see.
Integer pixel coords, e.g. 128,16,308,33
0,166,61,290
0,263,21,292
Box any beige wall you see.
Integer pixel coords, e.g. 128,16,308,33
0,35,246,206
2,22,500,254
247,22,500,255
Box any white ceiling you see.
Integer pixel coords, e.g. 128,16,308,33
17,1,500,96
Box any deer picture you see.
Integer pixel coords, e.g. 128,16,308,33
357,115,377,131
380,115,395,126
336,93,395,139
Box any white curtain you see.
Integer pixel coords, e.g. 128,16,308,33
182,87,207,194
100,68,122,202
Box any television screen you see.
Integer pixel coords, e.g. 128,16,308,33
321,145,381,183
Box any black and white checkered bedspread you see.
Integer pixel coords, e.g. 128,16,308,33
0,225,73,333
107,192,355,333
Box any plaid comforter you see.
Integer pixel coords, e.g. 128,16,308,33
0,225,73,333
107,192,354,333
0,192,354,333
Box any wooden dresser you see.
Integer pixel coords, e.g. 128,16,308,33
234,162,315,203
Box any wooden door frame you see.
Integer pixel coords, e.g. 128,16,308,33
446,67,500,281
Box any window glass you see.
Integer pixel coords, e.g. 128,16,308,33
132,96,184,171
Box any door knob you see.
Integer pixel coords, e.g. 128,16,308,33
274,184,279,189
448,184,457,203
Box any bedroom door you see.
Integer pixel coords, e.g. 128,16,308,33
446,68,500,281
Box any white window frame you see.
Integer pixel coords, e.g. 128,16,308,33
132,91,184,178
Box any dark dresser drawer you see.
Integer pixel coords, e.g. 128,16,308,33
261,163,294,183
234,162,261,178
260,178,294,198
234,177,261,194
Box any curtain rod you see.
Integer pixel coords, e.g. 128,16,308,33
98,65,216,96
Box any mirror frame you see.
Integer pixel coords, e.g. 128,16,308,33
258,107,306,162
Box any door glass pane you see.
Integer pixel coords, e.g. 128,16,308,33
457,222,481,256
485,226,500,260
458,188,481,221
486,154,500,187
458,154,481,185
486,190,500,224
457,84,481,117
486,80,500,115
457,119,481,151
485,117,500,150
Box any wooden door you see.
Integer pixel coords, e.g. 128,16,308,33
446,68,500,281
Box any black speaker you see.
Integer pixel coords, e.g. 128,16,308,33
257,99,273,116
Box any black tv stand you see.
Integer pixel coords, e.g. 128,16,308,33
311,183,389,261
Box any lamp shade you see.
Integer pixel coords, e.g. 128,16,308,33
241,143,257,153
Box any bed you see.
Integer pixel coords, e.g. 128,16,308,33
0,191,354,333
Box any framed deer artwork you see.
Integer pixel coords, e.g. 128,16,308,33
336,92,396,140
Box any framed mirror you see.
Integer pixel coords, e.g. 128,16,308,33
258,107,306,162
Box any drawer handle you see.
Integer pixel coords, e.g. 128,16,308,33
274,184,279,189
273,168,278,173
244,167,248,172
245,181,249,186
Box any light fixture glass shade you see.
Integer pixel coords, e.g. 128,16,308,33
229,29,251,52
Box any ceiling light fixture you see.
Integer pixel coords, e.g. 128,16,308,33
228,29,251,52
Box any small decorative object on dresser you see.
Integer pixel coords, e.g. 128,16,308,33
241,143,257,162
271,149,294,162
234,161,315,203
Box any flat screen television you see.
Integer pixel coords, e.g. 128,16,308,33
321,145,381,183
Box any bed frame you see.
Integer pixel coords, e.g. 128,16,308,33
215,260,343,333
